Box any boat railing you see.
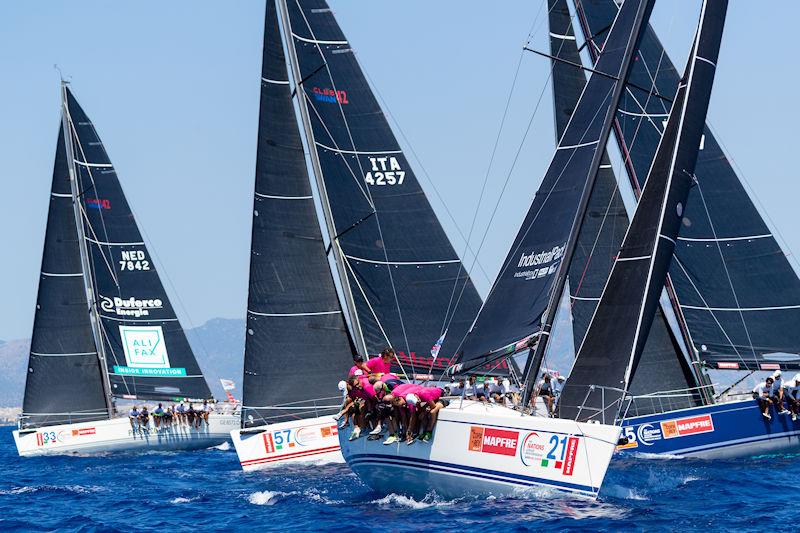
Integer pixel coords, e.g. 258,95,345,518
619,383,719,419
567,384,629,425
16,409,109,431
242,395,343,426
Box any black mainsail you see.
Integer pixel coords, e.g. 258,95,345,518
548,0,699,407
560,0,728,422
458,0,654,378
278,0,483,376
22,124,110,429
63,86,213,402
576,0,800,372
241,0,356,427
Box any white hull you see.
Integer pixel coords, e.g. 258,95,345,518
13,413,239,456
339,400,621,499
231,415,343,471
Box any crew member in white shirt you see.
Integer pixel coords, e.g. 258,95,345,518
753,377,775,420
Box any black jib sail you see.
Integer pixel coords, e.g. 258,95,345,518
279,0,484,377
576,0,800,371
241,0,356,427
22,123,110,429
560,0,728,422
548,0,700,406
63,86,213,401
459,0,654,374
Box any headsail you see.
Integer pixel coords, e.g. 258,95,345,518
241,0,356,427
63,87,213,402
576,0,800,371
559,0,728,422
548,0,700,408
279,0,483,376
22,124,110,429
459,0,655,374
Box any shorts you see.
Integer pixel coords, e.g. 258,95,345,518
439,399,450,408
383,379,403,390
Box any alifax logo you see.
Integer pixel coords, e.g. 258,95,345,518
514,245,565,280
312,87,348,104
100,295,163,318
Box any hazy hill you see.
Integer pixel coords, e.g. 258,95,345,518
0,318,245,407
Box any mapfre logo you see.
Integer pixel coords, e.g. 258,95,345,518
468,426,518,457
100,295,163,318
661,414,714,439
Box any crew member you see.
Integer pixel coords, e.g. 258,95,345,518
128,405,140,431
535,373,557,416
753,377,775,420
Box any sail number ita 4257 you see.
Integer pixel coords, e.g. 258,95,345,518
364,156,405,186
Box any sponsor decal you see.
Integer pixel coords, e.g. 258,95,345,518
320,425,339,438
296,427,323,446
468,426,518,457
263,432,275,454
72,427,96,437
100,295,163,318
312,87,348,104
514,245,565,280
86,197,111,210
364,156,405,186
520,432,579,476
760,363,781,371
717,362,740,369
661,414,714,439
617,423,664,450
115,325,185,377
118,249,150,271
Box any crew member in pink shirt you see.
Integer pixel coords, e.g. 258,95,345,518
415,387,447,442
357,347,395,378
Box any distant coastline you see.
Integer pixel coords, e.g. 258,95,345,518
0,407,20,426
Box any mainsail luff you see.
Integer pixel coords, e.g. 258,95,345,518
548,0,702,410
241,0,356,427
576,0,800,373
64,87,213,402
21,120,110,429
559,0,728,422
279,0,484,375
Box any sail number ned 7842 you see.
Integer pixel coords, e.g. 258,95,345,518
364,156,405,186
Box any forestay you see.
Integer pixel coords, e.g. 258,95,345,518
22,124,109,429
241,0,356,427
459,0,654,371
280,0,483,376
64,87,213,401
560,0,728,422
576,0,800,371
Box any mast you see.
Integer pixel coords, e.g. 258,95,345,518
520,0,655,406
276,0,366,356
60,82,114,418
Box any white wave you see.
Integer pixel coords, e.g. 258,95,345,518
0,485,102,495
303,489,344,505
371,493,458,510
602,483,649,501
213,441,231,451
681,475,701,485
170,496,199,504
630,451,685,460
248,490,295,506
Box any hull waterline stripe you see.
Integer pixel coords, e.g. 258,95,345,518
347,453,597,494
241,445,341,466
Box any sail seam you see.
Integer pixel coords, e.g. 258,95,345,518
41,271,83,277
290,32,347,45
617,255,651,262
85,236,145,246
557,139,600,150
681,304,800,312
678,233,772,242
247,309,341,317
99,314,179,323
261,77,290,85
51,192,72,198
255,192,313,200
345,255,460,266
30,351,97,357
549,32,576,40
73,160,113,168
314,141,402,155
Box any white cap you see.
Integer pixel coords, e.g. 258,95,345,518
354,369,364,376
337,380,347,391
794,373,800,383
773,370,782,378
406,394,419,406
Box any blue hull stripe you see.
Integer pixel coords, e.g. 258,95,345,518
346,453,597,494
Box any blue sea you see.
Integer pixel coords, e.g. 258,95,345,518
0,425,793,532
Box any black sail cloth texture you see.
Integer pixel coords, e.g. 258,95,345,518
242,0,357,427
548,0,699,408
460,0,654,368
576,0,800,370
560,0,728,422
284,0,484,376
65,88,213,401
22,125,109,429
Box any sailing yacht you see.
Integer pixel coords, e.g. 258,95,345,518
546,0,800,458
13,84,238,456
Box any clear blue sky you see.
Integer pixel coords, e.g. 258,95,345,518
0,1,797,341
